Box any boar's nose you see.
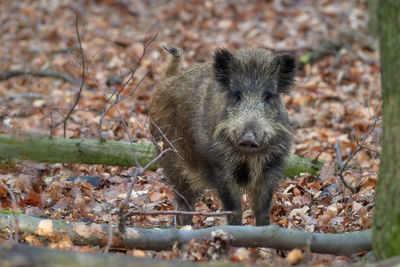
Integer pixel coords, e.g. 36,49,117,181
238,132,260,151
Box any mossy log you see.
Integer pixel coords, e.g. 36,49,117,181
0,133,157,170
0,133,323,177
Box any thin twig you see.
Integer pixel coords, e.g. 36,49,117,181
118,170,139,233
142,148,172,171
98,67,152,140
356,143,380,155
335,118,380,193
102,98,140,167
152,177,192,210
150,120,183,160
98,92,119,141
127,210,233,217
98,34,157,167
24,70,32,116
335,140,357,193
0,180,19,243
63,15,85,138
119,67,152,102
98,38,156,140
118,147,174,233
102,223,113,254
49,111,54,138
103,34,156,106
335,140,343,168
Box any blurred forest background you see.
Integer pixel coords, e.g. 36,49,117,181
0,0,383,265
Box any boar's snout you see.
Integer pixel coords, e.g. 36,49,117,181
237,131,261,154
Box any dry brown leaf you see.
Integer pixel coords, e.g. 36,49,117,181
319,160,336,182
289,206,310,218
25,235,42,246
48,235,73,249
352,201,363,214
148,191,163,202
132,249,147,258
286,248,305,265
72,222,91,239
326,205,338,216
36,219,54,237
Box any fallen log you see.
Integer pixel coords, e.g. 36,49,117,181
0,213,371,256
0,133,323,177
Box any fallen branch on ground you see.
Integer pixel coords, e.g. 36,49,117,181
126,210,233,217
0,213,371,256
0,69,93,90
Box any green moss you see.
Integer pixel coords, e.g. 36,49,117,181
284,154,324,178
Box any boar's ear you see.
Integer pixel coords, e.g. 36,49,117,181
214,48,234,87
274,54,296,94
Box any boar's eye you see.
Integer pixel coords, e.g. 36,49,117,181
229,91,242,104
263,92,273,103
234,91,241,102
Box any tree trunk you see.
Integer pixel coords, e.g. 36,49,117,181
0,133,323,178
368,0,379,37
373,0,400,260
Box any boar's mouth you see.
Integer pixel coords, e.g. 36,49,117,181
236,144,261,154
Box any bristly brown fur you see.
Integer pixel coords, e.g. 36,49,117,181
150,47,296,225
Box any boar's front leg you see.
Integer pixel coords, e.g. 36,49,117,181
215,181,242,225
174,187,199,226
163,162,200,226
250,170,281,226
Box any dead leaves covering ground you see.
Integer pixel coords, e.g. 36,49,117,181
0,0,380,265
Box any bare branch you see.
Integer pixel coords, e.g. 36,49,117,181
118,147,174,233
356,143,380,155
119,67,152,102
150,120,183,160
118,170,139,233
335,140,343,168
101,97,140,167
102,33,157,108
98,93,119,141
97,33,157,167
150,177,192,212
0,180,19,243
335,117,380,193
142,148,172,171
63,15,85,138
102,224,113,254
98,67,153,140
49,111,54,138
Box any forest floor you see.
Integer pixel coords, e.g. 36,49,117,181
0,0,381,265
